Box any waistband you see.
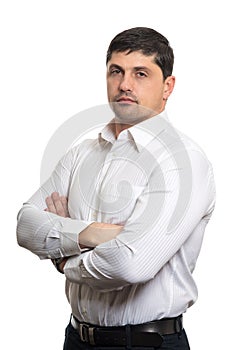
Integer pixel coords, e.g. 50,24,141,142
71,314,183,347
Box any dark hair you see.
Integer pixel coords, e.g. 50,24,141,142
106,27,174,80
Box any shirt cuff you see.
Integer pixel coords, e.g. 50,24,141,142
59,218,93,256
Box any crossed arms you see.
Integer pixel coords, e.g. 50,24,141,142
45,191,123,272
17,140,215,291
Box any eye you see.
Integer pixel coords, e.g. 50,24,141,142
110,68,122,75
136,71,147,78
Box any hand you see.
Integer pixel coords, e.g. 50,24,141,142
45,192,70,217
79,222,123,248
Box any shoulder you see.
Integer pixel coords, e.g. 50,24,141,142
152,120,214,184
173,127,212,168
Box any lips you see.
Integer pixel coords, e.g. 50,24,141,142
116,97,137,104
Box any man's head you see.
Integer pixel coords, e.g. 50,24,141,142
106,27,175,123
106,27,174,81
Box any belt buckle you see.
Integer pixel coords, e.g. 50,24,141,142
79,323,95,345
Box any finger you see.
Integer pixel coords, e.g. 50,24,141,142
60,196,69,217
51,192,67,217
45,195,57,214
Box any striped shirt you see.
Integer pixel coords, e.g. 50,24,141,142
17,111,215,326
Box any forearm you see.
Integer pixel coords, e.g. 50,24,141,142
56,222,123,273
16,204,90,259
17,202,123,261
79,222,123,248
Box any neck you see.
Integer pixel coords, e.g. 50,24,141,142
113,107,165,138
114,122,131,138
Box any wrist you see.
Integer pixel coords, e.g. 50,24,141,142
59,258,67,273
52,257,67,274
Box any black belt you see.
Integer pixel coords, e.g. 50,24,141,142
71,314,183,347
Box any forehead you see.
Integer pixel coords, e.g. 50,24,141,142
107,51,158,69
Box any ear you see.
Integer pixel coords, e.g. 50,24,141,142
163,76,175,100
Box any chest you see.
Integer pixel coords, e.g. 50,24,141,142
68,143,149,223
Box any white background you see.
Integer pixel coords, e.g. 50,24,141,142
1,0,232,348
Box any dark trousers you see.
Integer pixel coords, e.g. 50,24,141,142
63,322,190,350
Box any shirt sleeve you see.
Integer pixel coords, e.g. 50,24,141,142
63,146,216,291
16,146,93,260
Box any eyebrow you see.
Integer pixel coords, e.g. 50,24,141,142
108,64,152,73
134,66,152,73
108,64,123,71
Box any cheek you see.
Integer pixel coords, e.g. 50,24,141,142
148,82,164,100
139,84,157,101
106,82,112,100
107,80,113,92
140,86,164,110
107,80,116,97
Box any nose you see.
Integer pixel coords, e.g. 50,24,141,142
119,73,133,92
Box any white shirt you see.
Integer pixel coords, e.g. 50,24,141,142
17,111,216,326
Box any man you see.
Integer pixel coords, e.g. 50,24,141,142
17,27,216,349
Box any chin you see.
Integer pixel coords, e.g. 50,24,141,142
110,102,156,125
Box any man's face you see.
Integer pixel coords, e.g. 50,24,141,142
106,51,174,123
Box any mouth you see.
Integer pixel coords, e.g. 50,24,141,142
116,97,137,104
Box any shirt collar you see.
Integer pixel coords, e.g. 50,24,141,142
98,110,170,152
98,119,116,145
129,110,169,152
